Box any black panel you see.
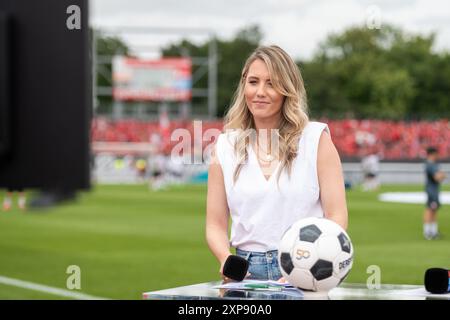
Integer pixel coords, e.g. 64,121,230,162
338,232,352,253
0,12,10,156
0,0,91,190
299,224,322,243
280,252,294,275
310,259,333,281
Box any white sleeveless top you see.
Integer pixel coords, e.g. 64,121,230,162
215,121,330,252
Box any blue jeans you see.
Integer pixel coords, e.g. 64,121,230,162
236,248,283,281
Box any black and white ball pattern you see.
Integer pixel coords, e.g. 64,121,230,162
278,217,354,292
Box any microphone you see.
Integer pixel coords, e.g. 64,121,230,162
424,268,450,294
222,255,249,281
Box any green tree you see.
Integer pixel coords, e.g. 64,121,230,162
95,34,129,114
386,33,450,118
302,24,450,119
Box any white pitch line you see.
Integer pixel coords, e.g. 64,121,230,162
0,275,109,300
378,191,450,204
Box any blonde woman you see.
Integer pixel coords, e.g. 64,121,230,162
206,45,348,281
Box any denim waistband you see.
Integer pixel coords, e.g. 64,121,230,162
236,248,278,259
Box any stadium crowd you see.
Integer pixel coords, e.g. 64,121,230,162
91,118,450,161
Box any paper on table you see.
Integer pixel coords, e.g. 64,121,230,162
213,279,294,290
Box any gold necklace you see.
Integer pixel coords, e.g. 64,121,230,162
256,139,275,162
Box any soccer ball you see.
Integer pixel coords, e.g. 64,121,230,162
278,217,354,292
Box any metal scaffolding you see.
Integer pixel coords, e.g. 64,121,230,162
92,25,218,119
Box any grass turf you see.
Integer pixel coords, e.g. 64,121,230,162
0,183,448,299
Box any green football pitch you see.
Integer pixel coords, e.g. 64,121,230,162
0,183,448,299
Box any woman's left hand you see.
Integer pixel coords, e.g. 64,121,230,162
276,277,288,283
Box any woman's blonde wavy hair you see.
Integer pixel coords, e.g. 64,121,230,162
224,45,309,183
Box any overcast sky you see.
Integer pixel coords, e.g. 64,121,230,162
91,0,450,60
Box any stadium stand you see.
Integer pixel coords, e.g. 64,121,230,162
91,118,450,161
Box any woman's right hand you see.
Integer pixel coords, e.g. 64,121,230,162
219,254,232,283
